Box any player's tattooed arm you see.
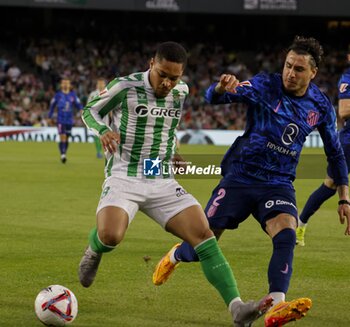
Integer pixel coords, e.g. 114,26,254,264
338,99,350,120
337,185,350,235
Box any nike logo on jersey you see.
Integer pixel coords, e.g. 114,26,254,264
274,100,282,112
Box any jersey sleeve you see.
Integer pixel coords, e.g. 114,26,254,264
87,91,97,104
318,102,348,186
82,78,127,136
338,72,350,100
205,73,269,105
48,95,57,119
74,93,83,110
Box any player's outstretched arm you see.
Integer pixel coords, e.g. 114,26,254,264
215,74,240,94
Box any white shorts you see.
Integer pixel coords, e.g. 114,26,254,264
96,176,200,228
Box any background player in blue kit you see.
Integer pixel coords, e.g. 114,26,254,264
297,46,350,246
48,78,83,163
153,36,350,327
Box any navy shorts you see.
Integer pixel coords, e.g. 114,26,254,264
57,123,72,136
204,184,298,231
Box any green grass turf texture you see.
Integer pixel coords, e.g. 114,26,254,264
0,142,348,327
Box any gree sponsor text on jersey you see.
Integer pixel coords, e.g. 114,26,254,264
135,104,181,118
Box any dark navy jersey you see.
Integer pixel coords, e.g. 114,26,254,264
338,68,350,141
48,91,83,125
206,72,348,187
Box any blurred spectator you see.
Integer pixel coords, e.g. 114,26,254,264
7,63,21,82
0,39,348,130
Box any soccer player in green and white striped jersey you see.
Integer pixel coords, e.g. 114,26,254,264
78,41,272,326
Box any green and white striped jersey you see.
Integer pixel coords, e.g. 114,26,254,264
82,70,188,179
87,89,100,103
87,89,119,130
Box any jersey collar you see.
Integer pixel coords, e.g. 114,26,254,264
144,70,153,90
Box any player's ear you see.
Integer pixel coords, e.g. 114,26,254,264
310,66,318,80
150,58,154,70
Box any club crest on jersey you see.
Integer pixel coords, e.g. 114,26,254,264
173,92,181,101
135,104,181,118
306,110,319,127
173,96,181,108
339,83,349,93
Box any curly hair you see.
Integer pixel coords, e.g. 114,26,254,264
155,41,188,68
287,35,324,68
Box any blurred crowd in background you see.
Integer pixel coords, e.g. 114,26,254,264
0,9,348,130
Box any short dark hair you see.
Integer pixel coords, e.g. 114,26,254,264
155,41,188,68
287,35,324,68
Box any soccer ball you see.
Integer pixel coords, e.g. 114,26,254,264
34,285,78,326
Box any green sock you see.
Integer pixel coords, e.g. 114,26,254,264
89,227,115,253
195,237,240,306
94,136,102,154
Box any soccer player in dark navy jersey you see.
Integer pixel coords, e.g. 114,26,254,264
48,78,83,163
153,36,350,327
297,47,350,246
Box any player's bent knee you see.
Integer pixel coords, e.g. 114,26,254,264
324,177,337,189
98,228,125,246
188,227,214,247
266,213,297,238
96,206,129,246
202,228,215,241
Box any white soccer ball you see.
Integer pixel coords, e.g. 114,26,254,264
34,285,78,326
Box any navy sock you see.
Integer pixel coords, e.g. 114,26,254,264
300,184,336,224
59,142,64,155
61,141,68,154
268,228,295,294
174,241,199,262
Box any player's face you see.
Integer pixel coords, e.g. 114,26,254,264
149,58,184,98
282,50,317,97
60,79,71,94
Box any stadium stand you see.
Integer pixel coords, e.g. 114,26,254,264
0,7,349,129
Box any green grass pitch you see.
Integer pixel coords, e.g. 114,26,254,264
0,141,348,326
